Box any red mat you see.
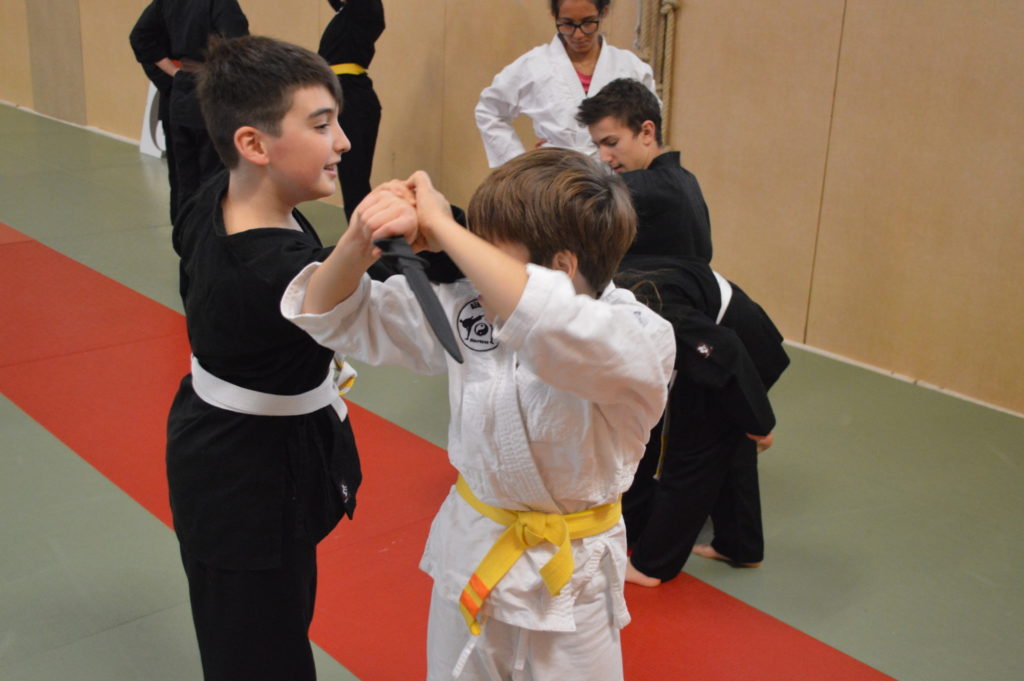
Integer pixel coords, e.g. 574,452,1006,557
0,222,894,681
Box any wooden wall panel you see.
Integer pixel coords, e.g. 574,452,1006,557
667,0,846,341
81,0,152,139
0,0,33,107
246,1,320,48
808,0,1024,413
366,1,447,188
440,0,552,207
26,0,86,124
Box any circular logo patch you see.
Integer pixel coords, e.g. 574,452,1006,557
457,298,498,352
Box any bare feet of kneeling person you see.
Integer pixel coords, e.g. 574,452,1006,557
625,558,662,587
692,544,762,568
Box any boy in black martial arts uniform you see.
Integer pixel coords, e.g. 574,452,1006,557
577,77,713,262
129,0,249,222
614,255,789,585
166,36,361,680
318,0,385,222
579,79,788,584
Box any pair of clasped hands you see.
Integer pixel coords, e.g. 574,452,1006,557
347,171,453,260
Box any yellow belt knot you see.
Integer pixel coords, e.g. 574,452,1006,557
455,475,621,635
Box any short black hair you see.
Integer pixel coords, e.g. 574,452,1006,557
550,0,611,17
198,35,341,168
577,78,662,146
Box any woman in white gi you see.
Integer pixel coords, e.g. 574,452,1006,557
475,0,657,168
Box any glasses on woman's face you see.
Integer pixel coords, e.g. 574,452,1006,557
556,19,601,36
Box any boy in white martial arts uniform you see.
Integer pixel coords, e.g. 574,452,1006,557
281,149,675,680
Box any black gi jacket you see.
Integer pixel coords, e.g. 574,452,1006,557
167,171,361,570
318,0,385,68
618,255,789,437
129,0,249,129
129,0,249,63
622,151,713,262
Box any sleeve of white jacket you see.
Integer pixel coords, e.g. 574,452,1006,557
639,61,657,99
281,262,449,376
494,265,676,440
475,59,528,168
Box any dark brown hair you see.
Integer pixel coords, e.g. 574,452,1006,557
576,78,663,146
197,35,341,168
550,0,611,17
468,148,636,292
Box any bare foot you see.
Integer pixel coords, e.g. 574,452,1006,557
692,544,761,568
625,559,662,587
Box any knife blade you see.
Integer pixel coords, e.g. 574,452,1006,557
374,237,464,364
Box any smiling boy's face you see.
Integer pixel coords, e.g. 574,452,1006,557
263,85,350,203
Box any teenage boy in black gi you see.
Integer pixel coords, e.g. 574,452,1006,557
577,77,713,262
580,78,789,584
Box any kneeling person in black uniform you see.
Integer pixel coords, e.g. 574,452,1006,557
166,35,361,680
615,255,789,586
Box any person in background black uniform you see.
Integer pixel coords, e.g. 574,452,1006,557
166,35,360,680
614,255,789,586
318,0,384,222
578,77,712,262
130,2,179,223
129,0,248,222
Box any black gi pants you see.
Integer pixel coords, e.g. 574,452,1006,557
169,71,224,221
337,73,381,221
625,389,764,581
180,535,319,681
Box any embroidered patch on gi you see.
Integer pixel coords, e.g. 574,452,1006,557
696,343,713,358
457,298,498,352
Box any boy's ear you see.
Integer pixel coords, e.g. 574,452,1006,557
550,250,579,279
551,250,596,296
234,126,271,166
639,120,657,145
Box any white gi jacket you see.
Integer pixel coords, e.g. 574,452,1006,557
282,264,675,632
475,35,657,168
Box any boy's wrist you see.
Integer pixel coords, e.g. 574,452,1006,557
421,214,460,252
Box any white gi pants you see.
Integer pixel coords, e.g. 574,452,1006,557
425,577,624,681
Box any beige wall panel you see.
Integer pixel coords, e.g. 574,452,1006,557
602,0,642,53
366,1,447,189
668,0,846,340
81,0,152,140
246,1,320,50
0,0,34,107
26,0,87,124
807,0,1024,413
440,0,552,206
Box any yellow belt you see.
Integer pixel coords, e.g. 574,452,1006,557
455,475,621,635
331,62,367,76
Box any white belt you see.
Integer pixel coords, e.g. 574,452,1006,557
712,271,733,324
190,354,354,420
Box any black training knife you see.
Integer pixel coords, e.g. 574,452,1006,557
374,237,464,364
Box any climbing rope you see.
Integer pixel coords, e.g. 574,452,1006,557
635,0,680,143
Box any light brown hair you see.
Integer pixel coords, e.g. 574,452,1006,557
468,148,637,292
